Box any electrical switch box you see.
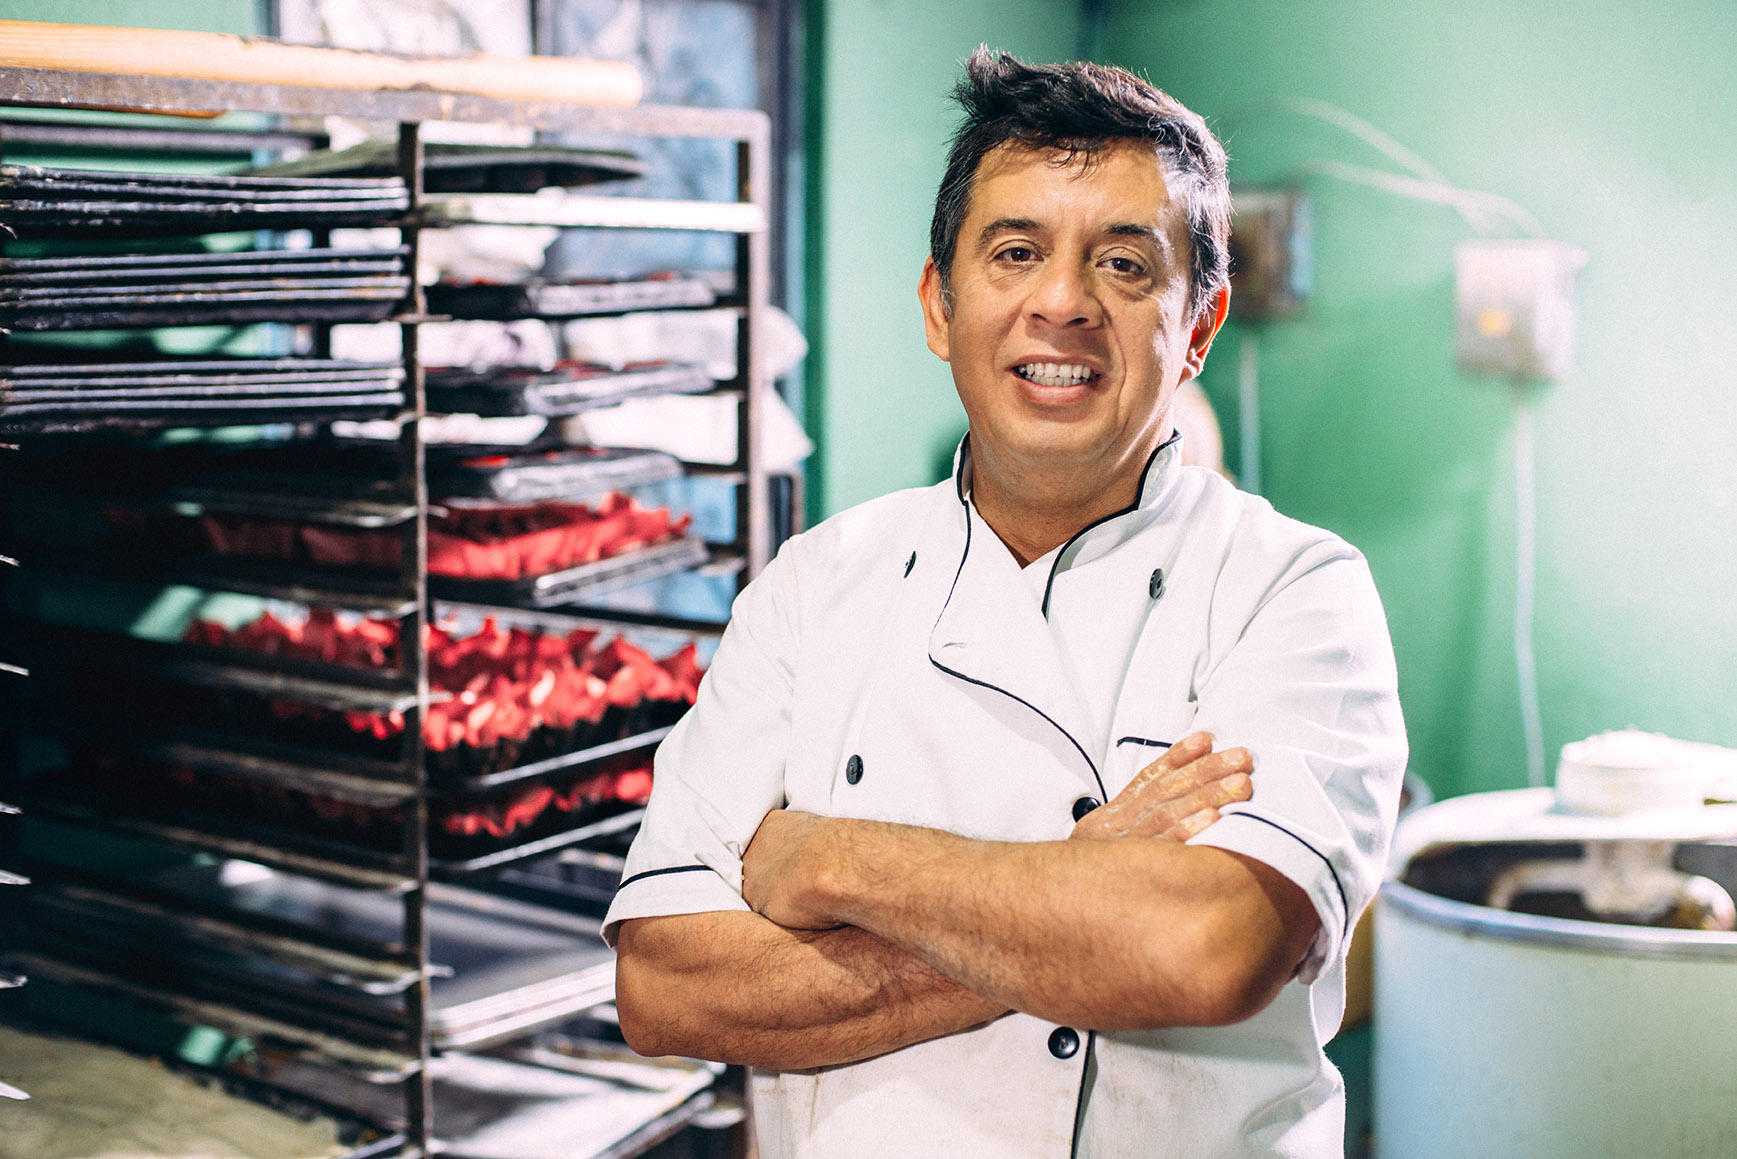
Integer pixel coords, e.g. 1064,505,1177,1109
1454,239,1587,380
1228,187,1311,321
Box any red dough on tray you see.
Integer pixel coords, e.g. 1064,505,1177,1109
185,613,704,766
426,491,692,579
115,749,656,857
435,754,654,841
188,490,692,579
184,606,400,667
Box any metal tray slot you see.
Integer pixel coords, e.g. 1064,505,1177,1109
15,802,416,891
6,950,421,1075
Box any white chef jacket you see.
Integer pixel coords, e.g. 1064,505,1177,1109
604,437,1407,1158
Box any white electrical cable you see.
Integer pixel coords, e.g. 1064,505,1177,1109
1512,392,1547,787
1274,97,1444,182
1238,330,1261,494
1275,96,1488,224
1226,97,1555,784
1225,98,1542,237
1296,160,1543,237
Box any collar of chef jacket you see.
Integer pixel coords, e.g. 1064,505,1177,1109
933,431,1185,791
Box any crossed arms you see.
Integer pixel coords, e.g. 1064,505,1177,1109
613,732,1321,1070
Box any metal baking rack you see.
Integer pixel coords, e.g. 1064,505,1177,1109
0,59,775,1158
424,273,719,322
427,445,685,504
0,445,716,607
423,361,715,418
249,140,649,193
0,625,672,860
426,536,711,607
0,359,407,440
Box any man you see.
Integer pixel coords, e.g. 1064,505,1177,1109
605,50,1406,1157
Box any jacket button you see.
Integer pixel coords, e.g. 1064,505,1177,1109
845,754,864,784
1048,1026,1080,1059
1071,796,1101,822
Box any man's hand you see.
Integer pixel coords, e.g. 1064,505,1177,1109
1072,731,1252,842
744,732,1253,931
743,808,845,930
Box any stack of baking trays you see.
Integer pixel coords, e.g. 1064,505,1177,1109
0,143,727,1156
0,354,406,436
253,139,722,422
0,430,717,1153
0,160,411,438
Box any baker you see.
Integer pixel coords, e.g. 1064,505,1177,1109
604,50,1407,1157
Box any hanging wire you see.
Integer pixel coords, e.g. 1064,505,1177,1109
1294,159,1543,237
1225,97,1542,237
1238,330,1261,494
1223,96,1553,786
1512,392,1547,786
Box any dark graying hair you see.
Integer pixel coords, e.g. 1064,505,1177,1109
929,48,1231,320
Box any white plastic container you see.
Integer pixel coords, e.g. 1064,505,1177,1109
1374,790,1737,1158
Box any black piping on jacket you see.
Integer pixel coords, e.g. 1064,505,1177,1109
1213,810,1353,944
618,863,719,891
1038,431,1180,619
930,477,1108,801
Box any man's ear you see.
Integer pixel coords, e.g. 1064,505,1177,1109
918,256,952,363
1182,285,1230,381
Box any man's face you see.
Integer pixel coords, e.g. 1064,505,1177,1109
920,142,1223,493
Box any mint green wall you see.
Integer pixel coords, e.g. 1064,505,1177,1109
805,0,1082,515
1099,2,1737,799
0,0,259,33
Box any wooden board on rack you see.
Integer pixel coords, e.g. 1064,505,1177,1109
0,19,641,108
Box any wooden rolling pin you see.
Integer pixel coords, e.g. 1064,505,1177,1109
0,19,642,107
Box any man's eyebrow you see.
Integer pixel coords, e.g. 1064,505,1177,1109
1105,223,1166,245
975,217,1042,248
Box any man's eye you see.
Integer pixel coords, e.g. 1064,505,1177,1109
1104,256,1147,276
995,246,1038,263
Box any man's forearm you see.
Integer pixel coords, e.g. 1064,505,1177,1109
749,818,1318,1031
614,909,1006,1069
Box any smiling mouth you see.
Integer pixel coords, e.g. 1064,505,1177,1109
1015,362,1098,388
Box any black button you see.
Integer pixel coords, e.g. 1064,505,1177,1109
1149,567,1166,599
1071,796,1101,822
904,551,917,577
1048,1026,1080,1059
845,754,864,784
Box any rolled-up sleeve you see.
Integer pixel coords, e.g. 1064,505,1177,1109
601,541,805,947
1187,544,1407,982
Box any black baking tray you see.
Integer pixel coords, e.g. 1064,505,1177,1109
0,246,408,285
2,545,420,614
425,361,713,417
38,511,706,606
0,163,408,234
0,165,407,201
0,392,405,434
0,629,674,793
1,359,403,402
426,535,710,609
425,275,716,321
0,676,661,867
427,805,646,877
0,246,409,329
84,441,680,510
428,445,683,503
0,353,404,379
0,284,409,330
20,865,617,1051
252,140,648,193
14,796,415,891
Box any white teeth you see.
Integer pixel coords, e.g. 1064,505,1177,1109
1017,362,1094,388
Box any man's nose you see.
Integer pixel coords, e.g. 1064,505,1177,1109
1027,260,1102,327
